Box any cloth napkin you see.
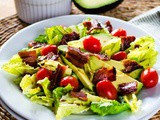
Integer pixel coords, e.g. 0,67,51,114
129,6,160,40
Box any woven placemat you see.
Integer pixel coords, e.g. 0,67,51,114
0,0,160,119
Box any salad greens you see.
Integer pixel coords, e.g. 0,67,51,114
2,18,158,120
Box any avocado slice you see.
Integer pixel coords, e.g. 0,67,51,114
61,56,94,91
88,56,143,93
73,0,124,14
106,60,143,79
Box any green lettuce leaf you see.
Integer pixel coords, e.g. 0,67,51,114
56,103,88,120
20,74,41,97
53,85,73,114
30,95,54,107
45,26,72,45
2,54,38,76
35,34,47,43
37,77,52,97
127,36,158,68
90,101,130,116
123,94,142,112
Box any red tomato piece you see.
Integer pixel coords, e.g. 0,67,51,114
111,51,127,61
60,76,79,91
41,45,57,56
111,28,127,37
83,36,101,53
36,68,52,81
96,80,117,100
140,68,159,88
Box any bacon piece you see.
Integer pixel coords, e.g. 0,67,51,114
66,46,89,68
18,51,37,67
118,81,137,95
120,36,136,51
83,21,92,30
49,64,64,90
90,54,109,61
70,91,88,101
93,67,116,84
28,41,46,48
105,21,113,33
83,20,103,34
59,32,80,45
122,59,143,73
38,52,59,62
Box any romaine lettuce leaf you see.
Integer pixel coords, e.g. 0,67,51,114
127,36,158,68
56,103,88,120
123,94,142,112
20,74,41,97
2,54,38,76
30,95,54,107
37,77,52,97
35,34,47,43
90,101,130,116
53,85,73,113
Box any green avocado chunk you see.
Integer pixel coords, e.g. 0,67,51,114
61,56,94,91
73,0,123,14
106,60,143,79
88,56,143,93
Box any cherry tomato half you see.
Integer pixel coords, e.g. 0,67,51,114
60,76,79,91
36,68,52,81
83,36,101,53
96,80,117,100
111,51,127,61
111,28,127,37
140,68,159,88
41,45,57,56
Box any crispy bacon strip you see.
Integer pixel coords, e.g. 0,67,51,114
122,59,143,73
66,46,89,68
120,36,136,51
105,21,113,33
83,20,103,34
18,51,37,67
38,52,59,62
93,67,116,84
49,64,64,90
70,91,88,101
90,54,109,61
28,41,46,48
59,32,80,45
118,81,137,95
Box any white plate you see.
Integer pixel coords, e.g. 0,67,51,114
0,15,160,120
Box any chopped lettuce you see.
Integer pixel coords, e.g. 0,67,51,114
90,101,130,116
37,77,52,97
124,94,142,112
30,95,54,107
127,36,158,68
35,34,47,43
45,26,72,45
53,85,73,113
13,77,23,85
2,54,37,76
20,74,41,97
56,103,88,120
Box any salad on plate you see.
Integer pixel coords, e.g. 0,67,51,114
2,18,159,120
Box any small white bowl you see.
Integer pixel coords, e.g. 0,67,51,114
14,0,72,24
